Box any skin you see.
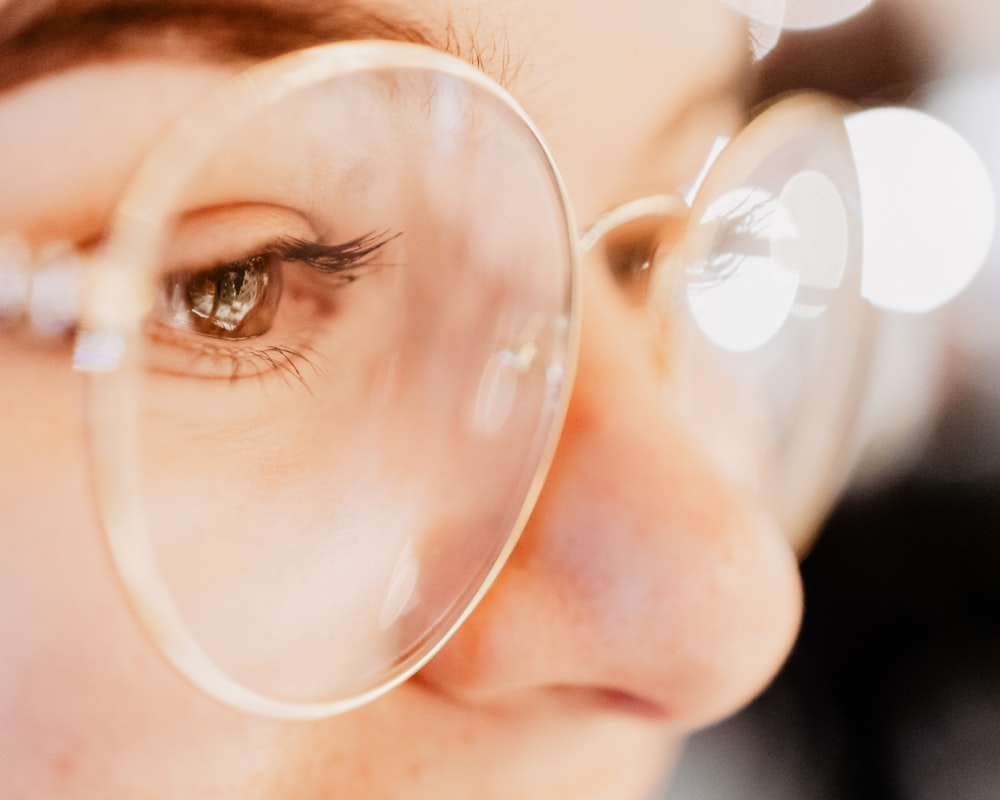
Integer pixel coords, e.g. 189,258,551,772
0,1,804,798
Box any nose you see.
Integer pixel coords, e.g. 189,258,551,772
418,260,803,729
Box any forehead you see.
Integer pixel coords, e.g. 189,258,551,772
0,0,747,235
0,0,745,93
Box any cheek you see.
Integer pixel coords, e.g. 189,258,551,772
0,350,101,700
0,346,289,797
0,347,144,790
0,350,114,790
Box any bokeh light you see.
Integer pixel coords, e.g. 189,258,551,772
727,0,873,59
846,107,996,313
924,71,1000,355
780,0,872,30
727,0,787,59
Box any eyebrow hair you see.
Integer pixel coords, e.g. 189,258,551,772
0,0,475,94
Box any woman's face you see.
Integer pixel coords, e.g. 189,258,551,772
0,1,804,798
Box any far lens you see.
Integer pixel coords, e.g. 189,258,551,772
656,95,874,548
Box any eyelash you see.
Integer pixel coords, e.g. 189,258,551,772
687,194,775,289
269,229,401,279
146,330,321,386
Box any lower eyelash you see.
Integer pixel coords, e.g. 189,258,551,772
145,323,319,389
225,345,317,388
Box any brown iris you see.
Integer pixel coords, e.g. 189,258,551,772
164,254,283,339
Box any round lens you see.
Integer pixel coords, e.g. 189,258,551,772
653,94,874,549
82,43,578,717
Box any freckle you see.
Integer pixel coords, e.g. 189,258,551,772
408,759,427,781
53,750,78,780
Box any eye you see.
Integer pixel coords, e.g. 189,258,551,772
603,215,684,306
607,234,655,299
161,252,283,340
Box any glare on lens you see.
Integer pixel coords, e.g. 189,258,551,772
847,107,996,313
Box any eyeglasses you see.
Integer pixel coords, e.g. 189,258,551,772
1,41,873,719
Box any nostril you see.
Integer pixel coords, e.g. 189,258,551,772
586,688,673,722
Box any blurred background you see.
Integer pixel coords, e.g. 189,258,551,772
664,1,1000,798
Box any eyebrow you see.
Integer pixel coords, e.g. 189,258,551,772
0,0,473,94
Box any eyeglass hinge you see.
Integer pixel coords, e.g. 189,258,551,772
0,235,84,339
